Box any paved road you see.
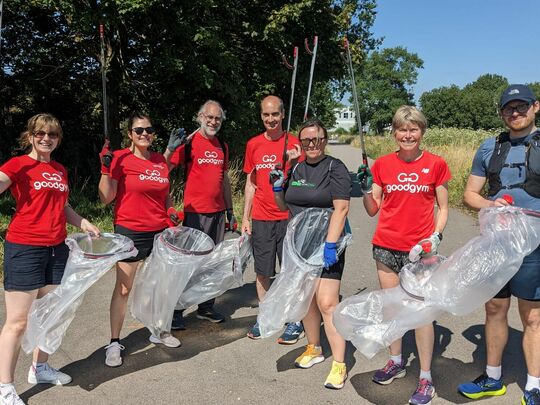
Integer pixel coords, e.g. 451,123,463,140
2,144,527,404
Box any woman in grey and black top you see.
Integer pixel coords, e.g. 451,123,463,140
271,119,351,390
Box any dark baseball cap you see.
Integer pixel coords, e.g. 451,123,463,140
499,84,537,108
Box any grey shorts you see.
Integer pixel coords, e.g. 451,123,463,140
252,219,288,277
183,211,225,244
372,245,410,274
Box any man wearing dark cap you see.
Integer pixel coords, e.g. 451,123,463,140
458,84,540,404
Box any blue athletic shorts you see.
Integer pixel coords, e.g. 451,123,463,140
3,240,69,291
494,244,540,301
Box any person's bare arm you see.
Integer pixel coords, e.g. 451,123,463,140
463,174,510,211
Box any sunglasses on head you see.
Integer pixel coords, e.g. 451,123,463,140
33,131,59,140
131,127,155,135
300,137,325,147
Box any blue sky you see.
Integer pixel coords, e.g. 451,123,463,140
372,0,540,100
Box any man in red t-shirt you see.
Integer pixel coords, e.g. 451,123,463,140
165,100,233,328
242,95,304,343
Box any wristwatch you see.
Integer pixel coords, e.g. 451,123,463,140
433,232,443,242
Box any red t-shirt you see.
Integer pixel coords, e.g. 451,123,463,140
0,155,69,245
170,131,228,213
243,132,301,221
371,151,451,251
110,149,169,231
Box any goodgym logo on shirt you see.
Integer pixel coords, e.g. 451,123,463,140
197,150,224,165
255,154,277,170
139,168,169,183
34,172,68,192
385,172,430,194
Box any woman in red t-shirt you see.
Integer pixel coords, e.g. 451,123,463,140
358,106,450,405
98,111,180,368
0,114,100,403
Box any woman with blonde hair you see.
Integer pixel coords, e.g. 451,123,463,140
358,106,451,405
0,113,100,404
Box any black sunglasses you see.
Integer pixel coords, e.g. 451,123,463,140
501,102,531,117
300,137,325,147
131,127,155,135
33,131,59,140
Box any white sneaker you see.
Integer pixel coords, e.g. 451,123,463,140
105,342,125,367
27,363,72,385
0,384,25,405
149,332,181,348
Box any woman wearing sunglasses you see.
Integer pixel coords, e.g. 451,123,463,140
271,119,351,389
0,114,100,404
98,111,180,368
357,106,450,405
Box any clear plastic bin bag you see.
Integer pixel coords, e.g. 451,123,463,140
333,206,540,359
176,232,252,310
22,233,137,354
257,208,352,338
130,226,214,337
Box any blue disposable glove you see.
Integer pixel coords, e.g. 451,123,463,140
356,164,373,193
167,127,188,151
323,242,338,268
269,168,285,192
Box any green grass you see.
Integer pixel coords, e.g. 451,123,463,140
351,127,493,210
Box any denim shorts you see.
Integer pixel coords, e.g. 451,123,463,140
3,240,69,291
494,244,540,301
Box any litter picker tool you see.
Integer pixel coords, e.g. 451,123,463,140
303,36,318,121
343,37,367,167
99,23,112,167
280,46,299,169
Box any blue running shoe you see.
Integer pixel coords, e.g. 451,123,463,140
522,388,540,405
372,359,406,385
247,322,261,340
457,374,506,399
409,378,436,405
277,322,304,345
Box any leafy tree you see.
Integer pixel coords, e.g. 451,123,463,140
353,46,423,134
0,0,381,184
419,85,465,127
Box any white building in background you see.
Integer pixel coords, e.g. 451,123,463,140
331,106,356,131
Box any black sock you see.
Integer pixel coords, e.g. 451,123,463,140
110,338,120,344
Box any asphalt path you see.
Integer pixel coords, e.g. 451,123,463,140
1,144,527,404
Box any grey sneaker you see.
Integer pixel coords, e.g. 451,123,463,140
149,332,181,348
105,342,125,367
27,363,72,385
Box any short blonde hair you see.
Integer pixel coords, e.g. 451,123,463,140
18,113,63,151
392,106,427,134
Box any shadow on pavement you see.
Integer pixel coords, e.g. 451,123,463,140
349,322,525,404
21,281,259,401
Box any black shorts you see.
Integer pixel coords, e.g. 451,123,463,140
114,225,164,262
372,245,410,274
321,250,346,280
3,240,70,291
183,211,225,244
252,219,288,277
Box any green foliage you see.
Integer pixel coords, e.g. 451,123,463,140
417,74,540,130
352,46,424,134
337,134,355,144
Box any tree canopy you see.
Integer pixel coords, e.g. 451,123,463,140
0,0,380,182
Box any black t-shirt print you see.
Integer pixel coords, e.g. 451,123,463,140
284,156,351,217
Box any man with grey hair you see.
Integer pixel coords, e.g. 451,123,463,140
165,100,234,328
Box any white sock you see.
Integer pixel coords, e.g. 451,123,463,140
525,374,540,391
419,369,432,382
390,354,402,365
486,365,502,380
0,383,14,395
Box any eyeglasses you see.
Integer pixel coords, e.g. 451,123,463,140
203,114,223,123
33,131,59,140
501,102,531,117
131,127,155,135
300,137,325,147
